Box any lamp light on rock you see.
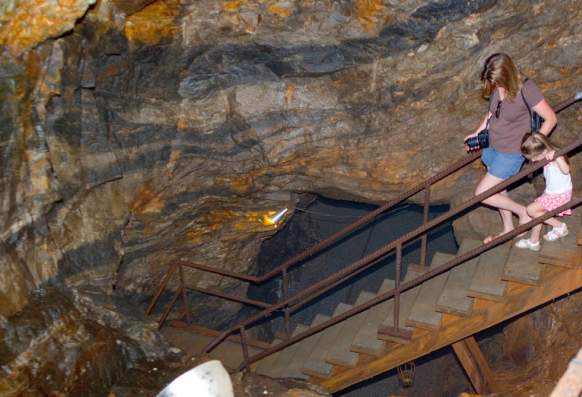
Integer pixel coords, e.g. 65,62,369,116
263,208,288,226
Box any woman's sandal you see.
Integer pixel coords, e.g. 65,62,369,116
543,223,568,242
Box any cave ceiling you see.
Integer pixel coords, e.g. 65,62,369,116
0,0,581,315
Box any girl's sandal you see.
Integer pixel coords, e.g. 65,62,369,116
543,223,568,242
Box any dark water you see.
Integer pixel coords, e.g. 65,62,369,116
243,195,458,339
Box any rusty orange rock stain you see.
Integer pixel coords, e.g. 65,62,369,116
285,83,296,105
355,0,386,32
268,2,293,18
223,0,242,12
124,0,180,46
131,184,165,214
0,0,94,55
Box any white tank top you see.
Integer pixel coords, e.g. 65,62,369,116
543,161,572,194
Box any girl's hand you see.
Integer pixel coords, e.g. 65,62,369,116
545,150,555,161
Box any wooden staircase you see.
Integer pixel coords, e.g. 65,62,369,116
250,211,582,392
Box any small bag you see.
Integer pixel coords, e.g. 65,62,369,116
521,78,544,133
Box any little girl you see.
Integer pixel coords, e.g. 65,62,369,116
515,133,573,251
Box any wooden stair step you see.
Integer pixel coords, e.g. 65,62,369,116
377,269,424,343
502,244,543,285
351,278,395,356
266,324,309,378
283,314,330,379
436,239,480,316
539,215,581,268
406,252,454,330
326,291,375,368
255,338,284,377
302,303,352,378
467,242,511,301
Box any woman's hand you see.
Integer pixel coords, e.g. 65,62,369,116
464,132,478,142
545,150,555,160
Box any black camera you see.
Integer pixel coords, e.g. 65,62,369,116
464,129,489,151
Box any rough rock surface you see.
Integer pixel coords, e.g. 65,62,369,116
0,288,144,396
2,0,580,316
0,0,582,394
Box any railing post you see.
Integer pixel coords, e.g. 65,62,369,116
146,263,178,316
282,269,291,338
420,184,431,268
157,287,182,329
239,326,250,371
179,265,192,324
393,243,402,331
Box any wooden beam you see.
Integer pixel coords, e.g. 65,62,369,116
168,320,272,350
313,264,582,392
452,336,495,394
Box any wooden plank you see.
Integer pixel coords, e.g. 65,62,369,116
406,253,454,330
539,217,581,268
168,320,271,350
502,245,543,286
452,336,495,394
436,239,480,316
326,291,375,368
467,243,511,301
377,269,423,343
313,265,582,392
351,279,395,356
302,303,352,378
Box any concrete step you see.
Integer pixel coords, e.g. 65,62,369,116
267,324,309,378
539,214,581,268
406,253,454,330
282,314,330,379
302,303,352,378
351,278,395,356
377,269,424,344
502,244,543,286
436,239,480,316
467,242,511,301
326,291,375,368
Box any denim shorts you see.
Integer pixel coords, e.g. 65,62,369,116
481,147,524,180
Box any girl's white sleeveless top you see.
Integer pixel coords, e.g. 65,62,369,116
543,162,572,194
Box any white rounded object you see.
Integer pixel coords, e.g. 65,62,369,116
156,360,233,397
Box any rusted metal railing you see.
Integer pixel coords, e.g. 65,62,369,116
145,94,581,371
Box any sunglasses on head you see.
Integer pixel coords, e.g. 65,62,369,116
495,100,502,118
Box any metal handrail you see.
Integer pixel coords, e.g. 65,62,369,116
202,137,581,359
236,197,581,370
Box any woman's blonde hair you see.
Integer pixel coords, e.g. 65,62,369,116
521,133,569,164
481,53,521,101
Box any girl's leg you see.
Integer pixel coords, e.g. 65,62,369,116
475,173,531,236
526,201,564,232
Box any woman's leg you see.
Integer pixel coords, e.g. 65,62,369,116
475,173,531,236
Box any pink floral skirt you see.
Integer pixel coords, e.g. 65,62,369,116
535,190,572,216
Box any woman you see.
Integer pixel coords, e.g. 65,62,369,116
464,53,557,243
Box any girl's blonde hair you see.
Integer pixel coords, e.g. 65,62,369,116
521,133,569,164
481,53,521,101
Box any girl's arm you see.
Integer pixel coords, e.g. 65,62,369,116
554,155,570,175
548,151,570,174
533,99,557,136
